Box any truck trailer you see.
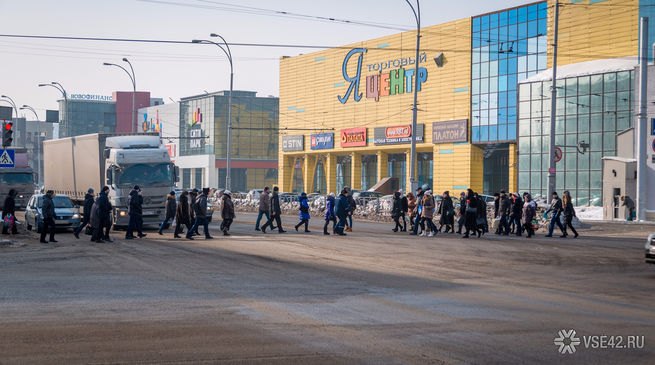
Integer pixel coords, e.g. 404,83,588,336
0,167,35,210
43,133,178,227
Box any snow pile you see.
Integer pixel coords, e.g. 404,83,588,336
574,206,603,221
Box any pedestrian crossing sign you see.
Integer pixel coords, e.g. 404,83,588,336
0,149,15,167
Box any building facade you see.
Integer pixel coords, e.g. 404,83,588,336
139,90,279,192
278,0,650,205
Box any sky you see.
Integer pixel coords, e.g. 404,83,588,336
0,0,530,118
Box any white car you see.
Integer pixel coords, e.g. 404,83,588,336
247,189,264,201
645,234,655,264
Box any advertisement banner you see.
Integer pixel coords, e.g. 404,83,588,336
432,119,468,144
282,135,304,152
340,127,367,147
373,124,424,145
310,133,334,150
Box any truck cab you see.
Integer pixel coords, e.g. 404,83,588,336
0,167,35,210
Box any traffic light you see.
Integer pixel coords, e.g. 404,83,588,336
2,120,13,147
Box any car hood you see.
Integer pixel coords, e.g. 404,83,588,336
54,208,78,215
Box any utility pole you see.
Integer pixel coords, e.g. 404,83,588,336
637,17,648,221
405,0,421,194
547,0,560,197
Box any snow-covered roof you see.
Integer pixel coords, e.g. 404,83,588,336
521,57,638,84
602,156,637,163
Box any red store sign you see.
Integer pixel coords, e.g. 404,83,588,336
340,127,367,147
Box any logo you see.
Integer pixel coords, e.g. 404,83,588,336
340,127,367,147
554,329,581,354
282,135,304,152
191,107,202,126
141,111,163,134
432,119,468,144
310,133,334,150
386,125,411,139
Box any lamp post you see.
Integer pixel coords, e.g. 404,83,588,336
103,58,137,133
38,82,67,136
0,95,18,119
192,34,234,190
20,105,39,120
404,0,421,194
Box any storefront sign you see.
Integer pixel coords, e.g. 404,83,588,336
191,107,202,126
338,48,428,104
374,124,424,145
70,93,112,101
310,133,334,150
141,111,163,134
340,127,367,147
432,119,468,144
166,144,176,158
189,128,204,149
282,135,304,152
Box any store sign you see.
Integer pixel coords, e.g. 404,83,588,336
310,133,334,150
190,107,202,126
70,93,112,101
374,124,424,145
338,48,428,104
189,128,204,149
340,127,367,147
141,111,163,134
165,144,176,158
432,119,468,144
282,135,304,152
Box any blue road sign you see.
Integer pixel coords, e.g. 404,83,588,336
652,118,655,136
0,149,15,167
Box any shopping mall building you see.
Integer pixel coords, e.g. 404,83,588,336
278,0,655,210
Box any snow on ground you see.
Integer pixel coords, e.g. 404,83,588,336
575,206,603,221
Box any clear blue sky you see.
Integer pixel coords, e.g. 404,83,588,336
0,0,530,117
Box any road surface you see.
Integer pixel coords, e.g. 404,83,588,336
1,213,653,364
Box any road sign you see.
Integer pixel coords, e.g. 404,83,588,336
652,139,655,153
0,149,15,167
651,118,655,136
554,146,563,163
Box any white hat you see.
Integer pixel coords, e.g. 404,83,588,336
224,190,231,195
329,193,335,198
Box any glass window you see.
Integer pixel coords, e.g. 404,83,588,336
519,171,529,188
472,63,480,79
531,153,541,170
528,20,538,38
538,18,547,36
590,152,602,170
481,15,489,30
518,56,527,73
489,125,498,140
528,4,539,21
590,133,603,151
509,8,518,24
518,6,528,22
499,11,509,27
556,97,566,116
591,75,603,94
518,21,528,40
531,119,541,135
499,92,507,108
578,76,590,95
617,91,630,111
499,59,508,75
519,101,531,118
527,37,537,54
473,17,481,32
590,94,603,113
481,46,490,63
616,71,631,91
565,171,577,190
489,60,498,77
531,100,542,117
519,154,530,170
473,49,481,63
481,78,489,93
604,93,616,112
508,24,518,41
508,74,518,91
538,53,547,71
565,78,577,97
519,84,531,101
617,111,630,130
604,73,616,93
578,114,589,133
531,171,542,189
566,116,577,134
604,113,616,131
508,124,517,139
578,152,589,170
499,26,508,43
519,121,531,138
603,133,616,152
480,62,489,78
556,116,565,133
472,79,480,95
490,12,499,29
538,2,547,18
498,75,508,92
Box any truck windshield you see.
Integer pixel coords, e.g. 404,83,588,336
0,173,33,184
37,196,74,208
116,163,174,187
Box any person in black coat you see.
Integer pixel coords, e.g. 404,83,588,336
2,189,18,235
438,191,455,233
391,191,403,232
94,186,114,243
509,193,523,236
39,190,57,243
456,191,466,234
74,188,95,239
221,190,235,236
562,191,579,238
261,186,285,233
126,185,146,239
158,191,177,235
174,191,191,238
463,189,480,238
400,192,408,231
410,186,426,235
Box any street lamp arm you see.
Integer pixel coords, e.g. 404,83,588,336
194,39,233,68
51,82,67,99
20,105,39,120
404,0,420,26
104,62,135,86
122,58,137,89
210,33,233,62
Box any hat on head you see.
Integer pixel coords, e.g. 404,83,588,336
170,190,176,195
102,186,110,192
133,185,140,191
329,193,335,198
87,188,94,193
224,190,231,195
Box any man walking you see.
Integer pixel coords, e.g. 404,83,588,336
255,186,270,231
74,188,95,239
39,190,57,244
497,190,511,235
187,187,213,240
221,190,235,236
126,185,146,239
545,191,565,238
158,191,177,235
262,186,285,233
410,186,426,235
334,189,350,236
344,187,357,232
94,186,114,243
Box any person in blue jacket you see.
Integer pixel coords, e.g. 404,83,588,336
294,192,311,233
334,189,350,236
323,193,337,235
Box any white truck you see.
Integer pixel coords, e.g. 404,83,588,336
43,133,178,227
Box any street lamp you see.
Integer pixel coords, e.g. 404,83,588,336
192,33,234,190
20,105,39,120
38,82,68,135
404,0,421,194
0,95,18,118
103,58,137,133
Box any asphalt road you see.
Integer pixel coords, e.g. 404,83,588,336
1,213,654,364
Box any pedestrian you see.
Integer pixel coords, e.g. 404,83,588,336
419,191,438,237
410,186,426,236
399,191,408,231
497,190,511,235
562,191,579,238
158,190,177,235
39,190,57,243
509,193,523,236
456,191,466,234
255,186,271,231
187,188,213,240
463,189,480,238
344,187,357,232
493,192,500,219
621,195,635,221
89,197,100,242
189,189,199,236
73,188,94,239
126,185,146,239
324,193,337,235
294,192,311,233
391,191,403,232
545,191,565,238
407,192,417,232
334,188,350,235
2,189,18,235
261,186,285,233
174,190,192,238
522,193,536,238
221,190,235,236
438,191,455,233
474,192,488,235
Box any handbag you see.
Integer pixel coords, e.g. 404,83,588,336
3,214,14,228
466,206,477,214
